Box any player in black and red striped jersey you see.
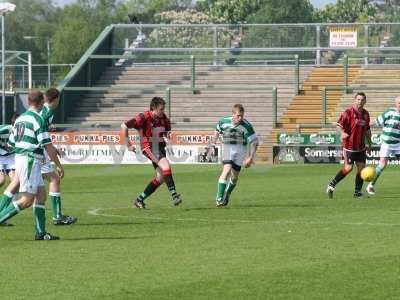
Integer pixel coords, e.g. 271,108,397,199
121,97,182,208
326,92,372,199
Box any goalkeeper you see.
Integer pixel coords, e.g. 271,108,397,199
210,104,258,207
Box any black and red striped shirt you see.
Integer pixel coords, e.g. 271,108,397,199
337,106,370,151
124,110,171,150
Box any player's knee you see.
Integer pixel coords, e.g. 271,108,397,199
161,168,172,177
18,197,34,209
47,172,60,184
152,178,162,186
343,165,353,174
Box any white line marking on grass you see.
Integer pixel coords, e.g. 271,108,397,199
87,207,400,227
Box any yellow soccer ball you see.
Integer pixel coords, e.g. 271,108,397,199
361,166,376,182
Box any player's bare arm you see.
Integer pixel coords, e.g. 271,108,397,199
44,143,64,179
120,123,136,152
244,139,259,168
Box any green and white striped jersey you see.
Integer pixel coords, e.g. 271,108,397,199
216,116,257,145
0,124,13,156
40,103,55,129
376,108,400,144
9,109,52,156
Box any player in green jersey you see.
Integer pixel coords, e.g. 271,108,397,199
0,90,63,240
366,97,400,195
210,104,258,207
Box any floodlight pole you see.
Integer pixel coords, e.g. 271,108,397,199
47,38,50,87
2,13,5,124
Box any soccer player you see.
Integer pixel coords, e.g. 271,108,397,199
326,92,372,198
0,113,18,188
0,88,77,225
0,90,63,240
0,113,18,226
121,96,182,208
366,96,400,195
211,104,258,207
40,88,77,225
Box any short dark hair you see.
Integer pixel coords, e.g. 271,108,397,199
150,97,166,110
232,104,244,114
45,88,60,102
354,92,366,100
10,113,19,125
28,90,44,106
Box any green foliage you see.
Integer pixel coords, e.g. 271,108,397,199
316,0,377,23
124,0,194,23
246,0,315,24
197,0,262,23
147,9,229,49
51,0,126,64
6,0,57,63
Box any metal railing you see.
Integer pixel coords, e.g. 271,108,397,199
296,84,400,132
164,85,278,127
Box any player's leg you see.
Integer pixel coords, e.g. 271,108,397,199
366,157,387,195
134,165,163,209
157,158,182,206
222,167,240,206
0,173,19,226
0,155,36,224
0,171,6,187
43,171,77,225
326,150,354,198
367,143,392,194
0,156,18,217
0,175,19,212
33,185,59,240
354,161,365,197
354,151,367,198
216,163,232,206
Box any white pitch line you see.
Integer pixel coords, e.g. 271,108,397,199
87,207,400,227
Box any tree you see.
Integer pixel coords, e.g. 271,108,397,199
124,0,194,23
316,0,377,23
246,0,315,23
6,0,58,63
197,0,262,24
51,0,126,64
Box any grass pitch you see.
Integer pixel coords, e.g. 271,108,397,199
1,164,400,299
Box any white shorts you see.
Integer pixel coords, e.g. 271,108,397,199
0,154,15,173
15,154,44,194
222,144,247,167
41,150,54,174
379,142,400,158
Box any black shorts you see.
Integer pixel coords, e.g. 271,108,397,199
343,149,366,164
222,160,242,172
143,147,167,169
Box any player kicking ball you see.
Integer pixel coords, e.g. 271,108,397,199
211,104,258,207
121,97,182,208
366,96,400,195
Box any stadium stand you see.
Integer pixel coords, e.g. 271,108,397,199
260,65,361,161
328,65,400,123
66,64,313,161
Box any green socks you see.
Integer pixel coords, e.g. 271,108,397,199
0,201,21,224
49,192,62,220
33,204,46,236
216,179,227,201
372,165,384,186
0,191,14,213
226,178,238,195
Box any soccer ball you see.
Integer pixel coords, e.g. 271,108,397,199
360,166,376,182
